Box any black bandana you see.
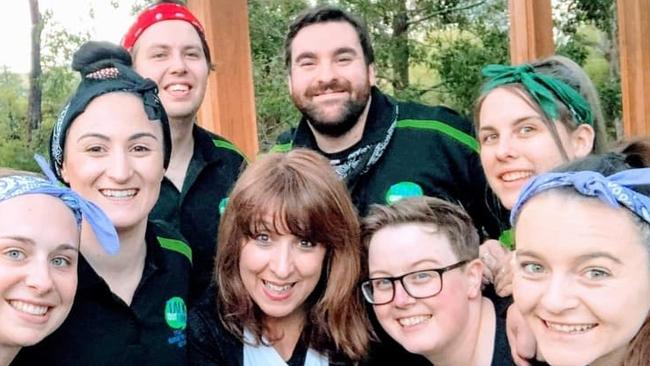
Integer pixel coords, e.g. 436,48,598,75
50,41,171,182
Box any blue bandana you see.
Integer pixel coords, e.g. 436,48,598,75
511,168,650,226
0,155,120,254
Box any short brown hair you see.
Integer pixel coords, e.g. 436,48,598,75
215,149,369,360
362,197,480,261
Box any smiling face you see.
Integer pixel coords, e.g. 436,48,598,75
239,218,326,324
368,223,481,359
132,20,209,122
478,87,593,209
0,194,78,349
288,21,375,137
514,193,650,366
61,93,165,232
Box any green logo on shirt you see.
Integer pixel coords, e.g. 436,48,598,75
219,197,229,215
385,181,424,205
164,297,187,330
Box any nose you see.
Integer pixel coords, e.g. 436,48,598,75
269,242,294,279
25,259,54,295
539,275,579,314
316,61,337,84
392,280,415,308
106,151,133,183
495,134,519,161
169,51,188,75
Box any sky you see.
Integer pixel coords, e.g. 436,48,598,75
1,0,139,74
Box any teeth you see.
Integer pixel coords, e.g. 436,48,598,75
263,281,293,292
10,300,48,316
168,84,189,92
501,171,533,182
398,315,432,327
546,321,596,333
101,189,136,199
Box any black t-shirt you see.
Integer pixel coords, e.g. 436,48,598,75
150,125,245,300
13,222,192,366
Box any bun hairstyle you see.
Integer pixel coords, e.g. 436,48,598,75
49,41,172,183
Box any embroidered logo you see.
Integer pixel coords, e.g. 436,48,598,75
385,181,424,205
164,296,187,330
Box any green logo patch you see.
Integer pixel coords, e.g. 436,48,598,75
385,181,424,205
164,297,187,330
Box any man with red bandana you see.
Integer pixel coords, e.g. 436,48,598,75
123,0,245,300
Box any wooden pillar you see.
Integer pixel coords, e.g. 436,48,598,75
617,0,650,137
508,0,554,65
187,0,259,159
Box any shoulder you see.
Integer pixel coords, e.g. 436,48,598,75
148,220,193,265
394,101,478,153
195,125,248,164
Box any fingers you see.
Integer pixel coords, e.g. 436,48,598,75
506,305,537,365
493,251,514,297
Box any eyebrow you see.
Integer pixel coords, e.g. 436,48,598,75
516,249,623,265
479,115,544,132
369,258,442,277
77,132,159,143
294,47,359,63
0,236,78,252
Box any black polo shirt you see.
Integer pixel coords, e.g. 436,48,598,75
13,222,192,366
150,125,246,300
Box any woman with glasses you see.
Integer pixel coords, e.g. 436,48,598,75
188,149,369,365
361,196,515,366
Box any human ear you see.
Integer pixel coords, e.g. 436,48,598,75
569,124,595,158
368,63,376,86
465,259,484,299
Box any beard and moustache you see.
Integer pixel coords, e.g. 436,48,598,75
292,78,371,138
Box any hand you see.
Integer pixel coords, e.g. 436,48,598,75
506,304,537,366
479,239,509,287
493,251,515,297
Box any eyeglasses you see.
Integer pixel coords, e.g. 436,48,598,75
360,260,468,305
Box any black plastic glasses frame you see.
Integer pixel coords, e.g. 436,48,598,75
361,260,468,305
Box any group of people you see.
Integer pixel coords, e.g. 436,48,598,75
1,1,648,366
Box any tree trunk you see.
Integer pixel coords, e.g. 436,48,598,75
27,0,43,143
391,0,409,92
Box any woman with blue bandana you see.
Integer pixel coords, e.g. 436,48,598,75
14,41,192,365
511,139,650,366
0,166,117,365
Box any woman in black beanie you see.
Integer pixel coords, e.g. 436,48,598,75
13,41,191,366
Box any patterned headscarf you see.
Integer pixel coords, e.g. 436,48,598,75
481,63,594,126
50,41,171,182
121,2,211,64
0,155,120,254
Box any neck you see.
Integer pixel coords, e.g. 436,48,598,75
311,96,372,154
426,298,495,366
0,345,19,366
166,116,196,190
265,309,306,361
80,220,148,303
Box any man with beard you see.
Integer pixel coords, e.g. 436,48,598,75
275,5,499,233
274,8,503,364
123,1,246,300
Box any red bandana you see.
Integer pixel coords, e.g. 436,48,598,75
122,3,207,51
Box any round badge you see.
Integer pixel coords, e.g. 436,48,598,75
218,197,229,215
385,181,424,205
164,297,187,330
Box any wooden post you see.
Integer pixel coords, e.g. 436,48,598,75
187,0,259,159
617,0,650,137
508,0,554,65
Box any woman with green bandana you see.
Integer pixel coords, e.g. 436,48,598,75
473,55,608,365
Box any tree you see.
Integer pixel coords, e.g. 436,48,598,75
27,0,43,143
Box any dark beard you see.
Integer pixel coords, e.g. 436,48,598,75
301,97,368,138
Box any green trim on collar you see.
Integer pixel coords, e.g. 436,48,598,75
157,236,193,264
212,139,248,161
396,119,479,153
269,142,293,153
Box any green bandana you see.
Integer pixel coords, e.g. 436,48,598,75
481,63,593,126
